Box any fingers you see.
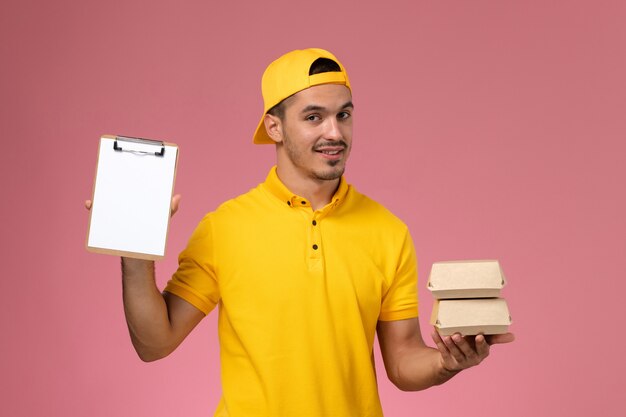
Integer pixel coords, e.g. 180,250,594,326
444,333,472,363
85,200,92,210
454,333,484,361
431,329,491,372
431,330,453,364
475,334,490,357
486,332,515,345
170,194,181,216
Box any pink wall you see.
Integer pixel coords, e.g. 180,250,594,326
2,1,625,416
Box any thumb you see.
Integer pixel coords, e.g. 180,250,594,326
170,194,181,216
486,332,515,345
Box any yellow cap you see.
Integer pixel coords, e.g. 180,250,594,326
253,48,351,144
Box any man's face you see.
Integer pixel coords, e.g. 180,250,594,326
277,84,353,182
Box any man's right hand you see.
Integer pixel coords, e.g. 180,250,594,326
84,193,204,362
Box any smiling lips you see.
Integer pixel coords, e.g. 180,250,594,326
315,146,344,160
314,141,347,160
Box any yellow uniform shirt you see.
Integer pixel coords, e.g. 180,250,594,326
164,167,418,417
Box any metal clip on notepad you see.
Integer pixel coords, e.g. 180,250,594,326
113,135,165,157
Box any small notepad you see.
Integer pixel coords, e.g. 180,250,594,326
86,135,179,260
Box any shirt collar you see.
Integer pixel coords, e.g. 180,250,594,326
262,166,349,210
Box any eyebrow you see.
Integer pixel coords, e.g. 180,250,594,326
300,101,354,114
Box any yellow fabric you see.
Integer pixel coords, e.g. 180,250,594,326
164,167,418,417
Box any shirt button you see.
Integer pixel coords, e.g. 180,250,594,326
312,244,318,250
312,220,317,226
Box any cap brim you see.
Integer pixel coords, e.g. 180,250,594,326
253,114,276,145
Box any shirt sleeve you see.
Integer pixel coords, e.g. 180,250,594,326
164,214,220,315
379,228,419,321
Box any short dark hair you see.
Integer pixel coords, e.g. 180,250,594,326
267,58,342,119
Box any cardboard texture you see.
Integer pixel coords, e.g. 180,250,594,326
428,260,506,299
428,259,512,336
430,299,512,336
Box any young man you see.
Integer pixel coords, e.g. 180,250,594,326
95,48,513,416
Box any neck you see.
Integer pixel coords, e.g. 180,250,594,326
275,165,340,211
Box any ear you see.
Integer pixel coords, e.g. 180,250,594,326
263,114,283,144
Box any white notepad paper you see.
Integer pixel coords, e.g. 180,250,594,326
86,135,178,260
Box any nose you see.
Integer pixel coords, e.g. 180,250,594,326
322,117,342,141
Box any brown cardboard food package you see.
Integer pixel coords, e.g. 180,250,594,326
428,260,506,299
430,298,512,336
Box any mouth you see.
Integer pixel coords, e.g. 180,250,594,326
315,147,344,160
314,142,347,161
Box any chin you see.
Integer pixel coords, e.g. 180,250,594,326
314,165,345,181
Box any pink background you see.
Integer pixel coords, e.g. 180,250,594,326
2,1,625,416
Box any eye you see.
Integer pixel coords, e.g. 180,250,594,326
338,111,351,120
306,114,320,122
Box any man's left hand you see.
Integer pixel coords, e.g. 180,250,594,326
431,330,515,374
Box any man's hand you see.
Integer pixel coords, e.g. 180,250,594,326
377,318,515,391
84,193,204,362
84,194,182,216
431,330,515,374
